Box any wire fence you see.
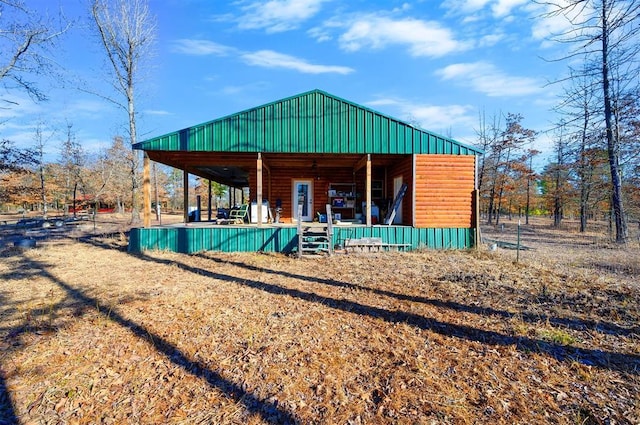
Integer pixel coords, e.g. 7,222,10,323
480,217,639,285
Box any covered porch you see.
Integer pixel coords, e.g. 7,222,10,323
144,151,413,228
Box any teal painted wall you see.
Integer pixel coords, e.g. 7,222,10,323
128,226,476,254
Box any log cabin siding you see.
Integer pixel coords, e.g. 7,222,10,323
414,155,475,228
248,167,355,223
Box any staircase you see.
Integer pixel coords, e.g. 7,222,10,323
299,226,331,257
297,204,334,258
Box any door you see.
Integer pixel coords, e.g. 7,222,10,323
393,176,403,224
293,180,313,221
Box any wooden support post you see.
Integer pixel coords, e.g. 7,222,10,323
207,180,212,221
257,153,263,227
366,154,372,227
143,153,151,228
473,189,481,249
183,169,189,223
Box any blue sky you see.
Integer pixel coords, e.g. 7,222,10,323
3,0,572,165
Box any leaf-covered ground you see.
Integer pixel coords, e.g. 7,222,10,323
1,217,639,424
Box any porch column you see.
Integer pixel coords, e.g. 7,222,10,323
207,180,212,221
143,153,151,228
366,154,372,227
257,153,263,227
183,169,189,223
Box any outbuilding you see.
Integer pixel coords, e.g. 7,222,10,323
129,89,482,254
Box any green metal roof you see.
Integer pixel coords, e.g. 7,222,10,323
133,89,482,156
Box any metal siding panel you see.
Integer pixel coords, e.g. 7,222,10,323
445,229,454,249
366,111,374,153
388,121,397,154
405,126,413,154
220,119,228,150
257,108,265,151
315,94,324,153
372,114,380,153
246,110,255,151
341,100,349,153
310,94,318,152
282,100,291,152
356,108,365,151
233,116,242,151
382,117,390,154
328,98,335,152
444,140,452,155
128,227,471,253
437,228,445,248
274,103,284,152
214,121,222,150
412,132,420,153
137,90,484,155
459,228,468,249
340,101,349,153
202,124,210,151
427,228,435,248
348,105,357,153
298,96,309,151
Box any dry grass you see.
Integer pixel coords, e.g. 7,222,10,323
1,216,639,424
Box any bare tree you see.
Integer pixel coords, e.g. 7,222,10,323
103,136,135,214
90,0,155,224
58,123,86,217
0,0,68,102
524,148,540,225
540,0,640,242
551,123,569,227
33,122,54,218
475,111,503,224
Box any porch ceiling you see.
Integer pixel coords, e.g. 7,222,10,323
146,150,408,186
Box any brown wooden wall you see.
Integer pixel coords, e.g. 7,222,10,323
248,167,354,223
414,154,475,228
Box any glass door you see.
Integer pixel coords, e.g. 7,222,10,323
292,180,313,221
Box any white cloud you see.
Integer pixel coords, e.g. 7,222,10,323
365,97,476,134
478,32,505,47
241,50,354,74
528,3,578,45
442,0,526,17
171,39,234,56
144,110,172,116
61,99,107,118
436,62,542,97
491,0,528,18
339,15,467,57
0,94,41,120
237,0,328,33
442,0,491,14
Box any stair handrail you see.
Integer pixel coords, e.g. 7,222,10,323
297,204,303,258
325,204,333,256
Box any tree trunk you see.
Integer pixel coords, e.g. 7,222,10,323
601,0,628,243
40,163,47,219
73,182,78,218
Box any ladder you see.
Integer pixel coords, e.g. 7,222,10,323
384,183,407,225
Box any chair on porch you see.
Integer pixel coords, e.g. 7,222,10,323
228,203,249,224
